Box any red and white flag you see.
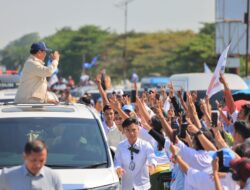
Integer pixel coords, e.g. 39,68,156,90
206,44,230,98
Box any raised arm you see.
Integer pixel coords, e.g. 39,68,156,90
177,88,188,113
211,126,229,149
26,52,60,77
212,158,223,190
186,92,202,129
136,96,151,123
187,118,217,151
200,99,212,128
219,73,236,114
140,117,165,147
168,82,183,116
170,143,189,174
109,99,129,120
155,104,174,142
96,74,109,106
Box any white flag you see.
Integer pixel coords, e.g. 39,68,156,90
206,44,230,98
204,62,211,73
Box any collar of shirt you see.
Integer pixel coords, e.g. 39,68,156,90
22,165,45,177
102,121,117,133
125,138,140,149
30,55,45,65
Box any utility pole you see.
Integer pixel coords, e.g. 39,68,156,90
115,0,135,79
245,0,250,77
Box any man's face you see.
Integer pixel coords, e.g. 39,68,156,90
114,113,123,126
232,130,243,145
37,50,47,61
104,109,114,123
124,123,139,143
191,91,197,102
23,149,47,175
237,109,246,120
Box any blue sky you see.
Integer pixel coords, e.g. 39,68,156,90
0,0,214,49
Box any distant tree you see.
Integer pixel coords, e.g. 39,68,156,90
169,23,216,74
199,23,215,36
43,25,113,82
0,33,40,69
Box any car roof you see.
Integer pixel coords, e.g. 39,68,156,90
0,103,96,119
0,88,17,102
169,73,248,91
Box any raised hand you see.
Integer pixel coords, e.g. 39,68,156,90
123,95,130,105
155,103,164,119
51,51,60,62
219,72,226,85
109,98,121,111
168,82,174,97
187,123,199,134
177,88,183,98
95,74,101,85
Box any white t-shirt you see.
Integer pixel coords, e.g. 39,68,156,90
185,168,239,190
164,139,213,173
107,127,126,148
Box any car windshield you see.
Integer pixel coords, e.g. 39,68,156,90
0,117,108,169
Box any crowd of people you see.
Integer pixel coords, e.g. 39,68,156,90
3,41,250,190
90,71,250,190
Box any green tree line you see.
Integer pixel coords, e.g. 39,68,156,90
0,23,217,83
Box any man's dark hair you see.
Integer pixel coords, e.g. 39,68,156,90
122,117,139,128
242,104,250,117
30,49,39,54
79,95,91,105
151,116,164,150
24,140,47,154
234,121,250,140
151,116,162,132
103,104,112,112
234,141,250,158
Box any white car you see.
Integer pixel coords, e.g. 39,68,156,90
0,74,20,103
0,103,119,190
169,73,248,109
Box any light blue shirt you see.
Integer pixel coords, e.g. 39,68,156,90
0,165,62,190
170,164,185,190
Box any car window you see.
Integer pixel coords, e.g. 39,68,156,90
0,117,108,168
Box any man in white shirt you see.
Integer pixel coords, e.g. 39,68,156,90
102,105,117,135
114,117,157,190
169,144,239,190
102,105,126,148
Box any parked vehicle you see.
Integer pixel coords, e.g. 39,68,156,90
0,103,119,190
0,74,20,90
0,74,20,103
244,78,250,88
140,76,169,89
169,73,248,109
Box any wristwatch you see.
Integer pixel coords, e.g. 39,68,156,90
172,152,180,161
194,130,203,137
